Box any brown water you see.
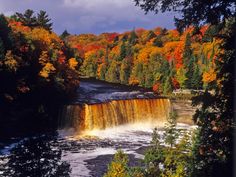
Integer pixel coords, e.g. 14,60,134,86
61,98,171,133
0,79,195,177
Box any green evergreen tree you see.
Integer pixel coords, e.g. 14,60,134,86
113,35,119,44
176,67,187,89
146,30,157,41
121,34,128,42
99,64,107,81
130,62,145,86
183,33,192,66
15,9,37,27
143,111,193,177
135,1,235,176
163,76,173,95
192,63,203,89
136,63,145,86
161,28,168,35
125,43,132,57
164,111,179,147
144,63,154,88
159,59,170,83
0,14,12,50
192,19,235,177
105,60,120,83
201,51,208,66
105,46,109,63
129,29,138,45
144,128,163,176
80,57,97,77
120,59,131,84
36,10,53,31
202,25,221,42
185,55,195,88
153,36,163,47
119,42,126,60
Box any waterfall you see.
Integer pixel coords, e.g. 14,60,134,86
60,98,171,132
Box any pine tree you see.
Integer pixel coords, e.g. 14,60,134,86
119,42,126,60
125,43,132,57
136,63,145,86
185,56,195,88
120,59,130,84
60,30,70,40
135,1,235,176
144,63,154,88
129,29,138,45
192,63,203,89
183,33,192,66
15,9,37,27
176,67,187,89
164,111,179,147
36,11,53,31
202,25,221,42
99,64,107,80
0,14,12,50
153,36,163,47
163,76,173,95
80,57,97,77
159,59,171,84
105,60,120,83
146,30,157,41
121,34,128,42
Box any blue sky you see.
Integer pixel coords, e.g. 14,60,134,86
0,0,176,34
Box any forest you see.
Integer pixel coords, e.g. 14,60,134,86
0,10,80,138
0,0,235,176
65,25,220,94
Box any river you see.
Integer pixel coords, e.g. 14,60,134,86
0,79,195,177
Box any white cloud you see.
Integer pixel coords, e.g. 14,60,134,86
0,0,176,34
63,0,131,9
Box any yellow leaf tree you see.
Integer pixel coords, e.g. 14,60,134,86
68,58,78,70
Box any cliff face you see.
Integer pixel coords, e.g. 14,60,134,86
172,99,196,125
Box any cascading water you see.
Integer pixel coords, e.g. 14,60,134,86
60,98,171,133
1,79,195,177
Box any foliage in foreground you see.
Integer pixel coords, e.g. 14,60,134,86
3,135,71,177
104,150,130,177
0,10,80,137
104,112,195,177
134,0,235,176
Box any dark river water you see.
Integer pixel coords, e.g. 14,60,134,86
0,79,194,177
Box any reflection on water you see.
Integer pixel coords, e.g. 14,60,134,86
1,134,71,177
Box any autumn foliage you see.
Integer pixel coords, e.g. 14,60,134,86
0,12,79,137
65,25,220,93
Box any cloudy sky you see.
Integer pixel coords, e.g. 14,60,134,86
0,0,176,35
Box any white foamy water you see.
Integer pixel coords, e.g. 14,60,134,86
0,123,196,177
62,148,117,177
58,124,154,177
58,123,196,177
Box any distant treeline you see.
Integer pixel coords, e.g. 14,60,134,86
65,25,221,94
